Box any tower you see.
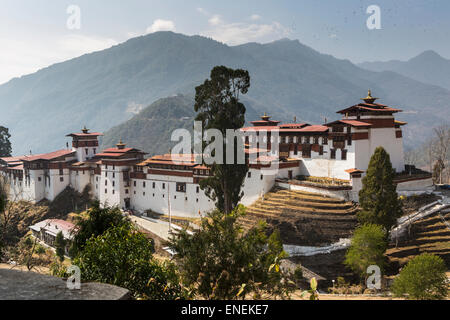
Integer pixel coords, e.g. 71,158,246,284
66,127,103,162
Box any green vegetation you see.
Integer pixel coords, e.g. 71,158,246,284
54,231,66,262
358,147,402,231
69,202,129,257
74,223,184,300
195,66,250,214
344,224,388,281
0,126,11,157
2,32,446,157
392,253,448,300
167,206,294,299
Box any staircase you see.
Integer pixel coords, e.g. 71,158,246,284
239,187,358,246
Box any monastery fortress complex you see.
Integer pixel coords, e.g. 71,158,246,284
1,92,433,218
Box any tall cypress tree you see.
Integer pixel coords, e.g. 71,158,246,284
194,66,250,214
358,147,402,231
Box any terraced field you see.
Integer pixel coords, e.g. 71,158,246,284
387,210,450,269
240,188,358,246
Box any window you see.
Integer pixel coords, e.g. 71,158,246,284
113,172,115,178
260,174,263,180
341,149,347,160
133,181,136,187
294,144,298,155
59,169,64,175
152,182,155,189
319,146,324,156
38,177,41,182
347,136,352,146
125,189,129,194
331,149,336,159
323,137,328,145
196,186,200,193
162,183,165,190
105,189,107,194
93,148,96,154
105,180,107,186
176,182,186,193
143,192,146,196
112,190,115,195
85,148,88,155
247,172,251,178
112,181,115,187
60,177,64,182
143,181,146,188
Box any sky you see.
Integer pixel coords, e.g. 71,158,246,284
1,0,450,85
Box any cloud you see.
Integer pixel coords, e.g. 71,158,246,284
0,33,118,85
208,15,223,26
202,21,291,45
146,19,176,33
197,10,290,45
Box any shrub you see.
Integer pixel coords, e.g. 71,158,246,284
344,224,388,281
392,253,448,300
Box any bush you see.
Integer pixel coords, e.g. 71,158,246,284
392,253,448,300
167,206,294,299
344,224,388,281
73,223,184,300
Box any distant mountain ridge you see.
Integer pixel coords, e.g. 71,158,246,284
359,50,450,90
100,94,260,155
1,31,449,155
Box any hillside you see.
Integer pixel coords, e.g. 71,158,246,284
100,94,260,155
359,50,450,91
2,32,450,155
239,187,358,246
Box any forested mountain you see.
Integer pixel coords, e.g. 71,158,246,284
1,31,449,155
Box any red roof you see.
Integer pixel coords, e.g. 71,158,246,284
337,103,402,114
326,120,372,127
279,123,309,129
345,168,364,174
66,132,103,137
296,125,329,133
22,150,75,162
241,126,280,132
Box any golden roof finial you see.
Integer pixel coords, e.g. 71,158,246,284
116,139,126,149
362,89,378,104
261,112,270,121
81,126,89,134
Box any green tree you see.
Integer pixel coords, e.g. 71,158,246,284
167,205,293,300
54,231,67,262
358,147,402,231
392,253,448,300
69,202,128,257
0,126,12,157
73,223,183,300
194,66,250,214
0,177,7,258
344,224,388,281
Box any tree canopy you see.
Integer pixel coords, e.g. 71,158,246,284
194,66,250,214
69,202,129,257
392,253,448,300
344,223,388,281
167,205,293,299
73,223,184,300
358,147,402,230
0,126,12,157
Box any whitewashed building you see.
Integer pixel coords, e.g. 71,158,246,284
0,91,433,217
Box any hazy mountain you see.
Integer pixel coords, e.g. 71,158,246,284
100,94,260,156
359,50,450,90
1,31,449,155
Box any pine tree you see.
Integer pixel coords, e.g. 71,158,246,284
358,147,402,231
